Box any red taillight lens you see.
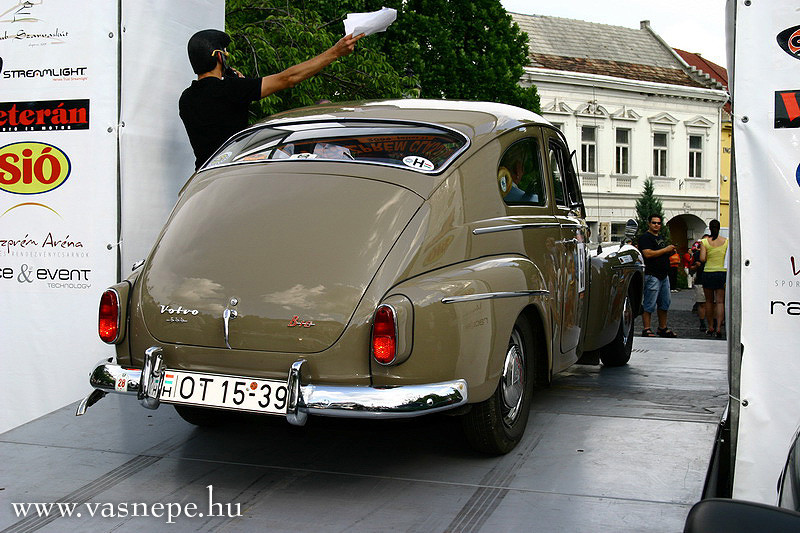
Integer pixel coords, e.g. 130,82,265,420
372,305,396,365
98,289,120,343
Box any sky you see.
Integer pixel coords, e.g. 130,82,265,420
500,0,729,69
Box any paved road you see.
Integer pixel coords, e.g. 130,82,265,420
0,336,727,533
637,287,727,341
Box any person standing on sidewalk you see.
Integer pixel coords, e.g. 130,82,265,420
638,214,678,338
700,220,728,338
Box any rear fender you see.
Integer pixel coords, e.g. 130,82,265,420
371,256,551,403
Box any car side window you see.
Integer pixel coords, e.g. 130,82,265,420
549,138,583,210
498,138,546,206
548,144,567,207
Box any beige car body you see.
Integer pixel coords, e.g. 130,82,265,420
81,100,643,453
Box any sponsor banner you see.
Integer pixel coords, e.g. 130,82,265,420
731,0,800,502
0,99,90,132
0,0,117,434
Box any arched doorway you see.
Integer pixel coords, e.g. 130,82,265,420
667,214,706,253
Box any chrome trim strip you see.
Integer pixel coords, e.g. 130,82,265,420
301,379,468,418
84,362,468,422
473,223,560,235
441,290,549,304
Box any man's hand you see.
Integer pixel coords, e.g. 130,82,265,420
332,33,365,58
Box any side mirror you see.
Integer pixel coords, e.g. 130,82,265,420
624,219,638,241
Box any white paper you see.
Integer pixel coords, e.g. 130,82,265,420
343,7,397,37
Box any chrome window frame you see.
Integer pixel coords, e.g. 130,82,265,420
199,118,471,176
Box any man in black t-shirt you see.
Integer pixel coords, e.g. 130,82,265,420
179,29,363,170
638,214,678,338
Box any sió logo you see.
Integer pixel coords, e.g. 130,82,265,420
0,142,71,194
777,25,800,60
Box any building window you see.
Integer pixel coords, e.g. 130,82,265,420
688,134,702,178
615,128,630,174
581,126,596,173
653,132,668,177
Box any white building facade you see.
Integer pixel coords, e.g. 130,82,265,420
512,15,728,247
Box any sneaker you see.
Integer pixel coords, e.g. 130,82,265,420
699,319,707,331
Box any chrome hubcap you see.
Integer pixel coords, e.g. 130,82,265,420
501,328,525,426
621,294,633,345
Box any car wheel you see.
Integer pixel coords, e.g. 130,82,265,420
462,317,535,454
600,289,634,367
174,405,228,427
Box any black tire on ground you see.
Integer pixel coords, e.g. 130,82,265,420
600,288,634,367
174,404,229,426
461,316,536,455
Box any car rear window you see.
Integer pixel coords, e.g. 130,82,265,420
203,120,468,174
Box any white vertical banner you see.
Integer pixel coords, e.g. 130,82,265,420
731,0,800,502
0,1,119,433
119,0,224,273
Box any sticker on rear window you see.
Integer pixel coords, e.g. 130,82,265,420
208,151,232,167
402,155,434,171
290,153,319,159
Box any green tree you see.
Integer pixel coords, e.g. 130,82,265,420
224,0,540,121
308,0,540,112
225,0,416,119
635,178,670,242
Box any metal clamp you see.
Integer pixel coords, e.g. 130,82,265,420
730,394,749,407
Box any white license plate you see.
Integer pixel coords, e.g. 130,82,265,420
159,370,289,415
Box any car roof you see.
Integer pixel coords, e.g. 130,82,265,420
259,99,554,149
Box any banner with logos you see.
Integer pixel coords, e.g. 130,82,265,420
0,1,118,433
730,0,800,503
0,1,223,434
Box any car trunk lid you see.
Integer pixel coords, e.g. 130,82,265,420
140,167,422,353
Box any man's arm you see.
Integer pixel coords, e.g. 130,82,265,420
641,244,676,259
260,34,363,98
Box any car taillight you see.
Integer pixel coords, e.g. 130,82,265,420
98,289,120,343
372,304,396,365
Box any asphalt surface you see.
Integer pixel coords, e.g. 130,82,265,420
636,286,727,341
1,337,728,533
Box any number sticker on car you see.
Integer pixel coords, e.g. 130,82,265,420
160,370,289,415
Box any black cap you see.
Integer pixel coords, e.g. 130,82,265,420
187,29,230,74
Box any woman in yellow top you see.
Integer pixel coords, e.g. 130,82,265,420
700,219,728,338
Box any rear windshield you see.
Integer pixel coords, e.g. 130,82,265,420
203,120,468,174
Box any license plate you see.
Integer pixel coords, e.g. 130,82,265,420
159,370,289,415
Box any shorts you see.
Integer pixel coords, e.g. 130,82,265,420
643,274,671,314
693,283,705,303
703,271,727,290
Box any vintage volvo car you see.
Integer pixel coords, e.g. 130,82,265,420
78,100,643,454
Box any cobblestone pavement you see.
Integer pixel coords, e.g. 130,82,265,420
636,287,727,341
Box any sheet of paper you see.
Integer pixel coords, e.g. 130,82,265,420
343,7,397,37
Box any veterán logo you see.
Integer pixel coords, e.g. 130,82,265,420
774,90,800,129
0,142,71,194
777,25,800,60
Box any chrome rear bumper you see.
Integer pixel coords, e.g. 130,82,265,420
76,349,468,426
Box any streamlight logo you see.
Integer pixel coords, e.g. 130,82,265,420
777,25,800,60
